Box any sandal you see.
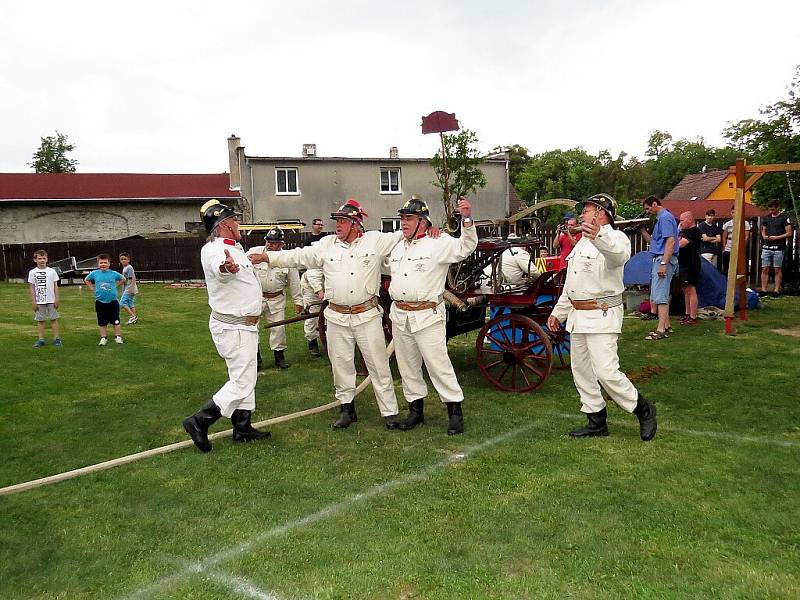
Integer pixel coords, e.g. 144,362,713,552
644,330,668,340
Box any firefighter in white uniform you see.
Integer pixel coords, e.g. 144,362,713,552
300,266,325,357
258,199,404,429
388,196,478,435
182,199,271,452
247,228,303,370
500,233,541,285
547,194,657,441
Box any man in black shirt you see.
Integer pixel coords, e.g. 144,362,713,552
678,211,702,325
304,217,328,246
760,200,793,296
697,208,722,268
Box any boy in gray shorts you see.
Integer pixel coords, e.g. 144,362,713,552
28,249,62,348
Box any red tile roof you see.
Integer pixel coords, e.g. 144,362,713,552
0,173,239,201
663,170,729,201
662,200,767,220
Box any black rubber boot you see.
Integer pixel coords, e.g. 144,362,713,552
446,402,464,436
384,414,400,430
231,409,271,443
182,400,222,452
274,349,289,369
333,402,357,429
399,399,425,430
569,408,609,437
308,338,322,358
632,393,657,441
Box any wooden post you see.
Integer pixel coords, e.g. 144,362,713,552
724,159,747,334
440,132,453,224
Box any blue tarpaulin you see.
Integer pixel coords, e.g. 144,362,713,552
622,251,756,309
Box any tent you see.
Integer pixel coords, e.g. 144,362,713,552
623,251,744,309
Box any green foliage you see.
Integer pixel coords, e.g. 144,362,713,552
724,65,800,208
28,131,78,173
514,136,741,211
430,129,487,223
514,147,598,204
490,143,531,185
646,137,740,198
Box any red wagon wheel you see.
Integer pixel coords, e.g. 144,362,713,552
475,313,553,393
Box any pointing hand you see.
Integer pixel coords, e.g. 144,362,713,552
221,249,240,274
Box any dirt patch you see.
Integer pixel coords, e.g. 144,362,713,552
625,364,666,383
771,327,800,338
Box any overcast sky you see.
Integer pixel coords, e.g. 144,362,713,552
1,0,798,173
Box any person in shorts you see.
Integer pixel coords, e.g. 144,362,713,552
84,254,126,345
678,211,702,325
641,196,678,340
28,249,62,348
119,252,139,324
759,200,793,297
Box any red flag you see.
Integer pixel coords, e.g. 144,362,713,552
421,111,459,134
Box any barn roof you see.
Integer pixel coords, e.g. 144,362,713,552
0,173,239,202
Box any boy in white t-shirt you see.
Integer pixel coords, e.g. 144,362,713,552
27,249,62,348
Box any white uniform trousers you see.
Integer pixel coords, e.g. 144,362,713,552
302,286,321,341
325,318,398,416
262,296,287,351
569,331,637,414
209,320,259,418
392,319,464,404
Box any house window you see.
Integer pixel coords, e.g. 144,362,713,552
276,168,299,195
382,218,401,232
380,167,401,194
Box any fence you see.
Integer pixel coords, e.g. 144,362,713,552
1,226,795,286
0,233,315,282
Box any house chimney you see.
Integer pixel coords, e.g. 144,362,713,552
389,146,399,159
227,134,241,190
302,143,317,157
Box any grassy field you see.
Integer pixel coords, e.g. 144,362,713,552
1,282,798,600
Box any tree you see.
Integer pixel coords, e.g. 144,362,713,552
646,136,740,198
28,131,78,173
724,65,800,207
430,129,487,226
490,143,531,185
646,130,673,159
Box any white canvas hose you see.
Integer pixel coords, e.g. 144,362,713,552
0,341,395,497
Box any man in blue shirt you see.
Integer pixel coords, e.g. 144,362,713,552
641,196,678,340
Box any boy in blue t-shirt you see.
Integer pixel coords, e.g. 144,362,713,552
84,254,126,345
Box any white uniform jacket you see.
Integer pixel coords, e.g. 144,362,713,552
247,246,303,310
550,225,630,334
266,230,403,327
501,247,540,285
201,238,263,330
388,225,478,333
301,267,324,298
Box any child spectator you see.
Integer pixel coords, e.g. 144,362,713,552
28,249,62,348
119,252,139,324
84,254,126,345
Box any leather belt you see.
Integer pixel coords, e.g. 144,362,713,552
394,300,439,311
263,291,284,299
211,311,260,326
569,294,623,312
327,296,379,314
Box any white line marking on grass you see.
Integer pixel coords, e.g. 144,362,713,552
119,426,533,600
205,569,286,600
551,412,799,447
